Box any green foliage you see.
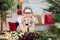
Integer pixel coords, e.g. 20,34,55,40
47,25,60,39
46,0,60,13
47,0,60,7
0,0,14,11
47,0,60,13
47,0,60,22
48,25,58,34
54,14,60,22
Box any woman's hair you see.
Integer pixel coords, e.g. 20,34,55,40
23,7,33,14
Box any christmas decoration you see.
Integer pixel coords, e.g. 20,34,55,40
46,0,60,22
45,14,55,24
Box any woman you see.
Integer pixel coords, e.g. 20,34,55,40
17,7,36,33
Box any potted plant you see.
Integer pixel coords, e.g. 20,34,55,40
0,0,14,31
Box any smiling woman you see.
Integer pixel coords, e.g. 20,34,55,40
17,7,36,32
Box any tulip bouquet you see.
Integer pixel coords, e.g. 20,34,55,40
7,31,24,40
19,32,42,40
7,27,60,40
19,31,51,40
8,31,49,40
19,30,60,40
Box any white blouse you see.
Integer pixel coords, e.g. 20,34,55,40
17,15,36,31
18,15,36,23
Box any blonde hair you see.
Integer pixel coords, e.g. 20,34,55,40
23,7,33,14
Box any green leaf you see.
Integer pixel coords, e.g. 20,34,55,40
47,0,60,22
0,0,15,11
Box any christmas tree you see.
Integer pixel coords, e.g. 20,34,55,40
46,0,60,22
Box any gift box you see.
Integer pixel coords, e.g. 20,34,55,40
17,9,22,15
45,14,55,24
8,22,16,31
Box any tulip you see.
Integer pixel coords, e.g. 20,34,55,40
35,33,42,39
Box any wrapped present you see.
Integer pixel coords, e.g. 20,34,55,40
8,22,16,31
17,9,22,15
45,14,55,24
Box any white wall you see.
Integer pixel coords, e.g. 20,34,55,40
23,0,29,3
29,0,46,3
22,2,51,14
23,0,47,3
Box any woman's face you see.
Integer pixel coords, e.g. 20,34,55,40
23,9,32,17
22,8,33,27
23,13,32,19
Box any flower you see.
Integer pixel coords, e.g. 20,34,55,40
27,32,34,40
19,33,24,38
28,32,34,37
8,31,19,39
35,33,42,39
19,33,27,40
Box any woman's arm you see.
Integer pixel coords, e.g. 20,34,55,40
17,23,27,33
17,16,27,33
29,16,36,32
